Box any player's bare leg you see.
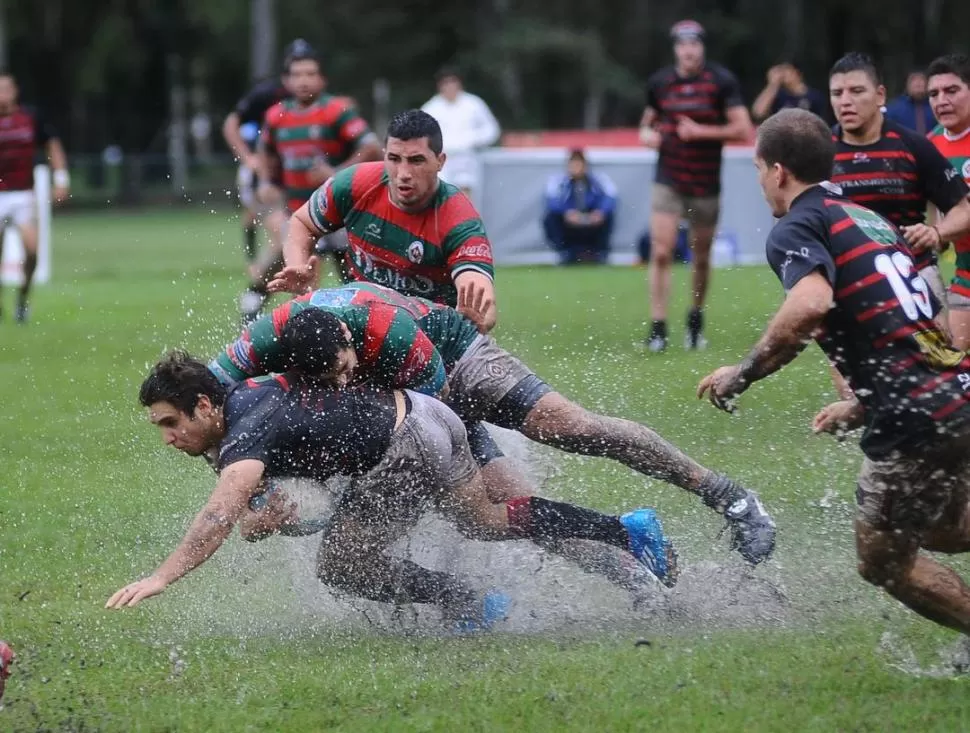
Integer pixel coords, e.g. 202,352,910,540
647,211,679,351
686,222,715,349
15,221,38,323
857,519,970,634
519,391,776,564
949,309,970,351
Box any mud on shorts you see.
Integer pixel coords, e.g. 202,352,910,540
650,182,720,229
947,285,970,312
856,428,970,534
335,391,479,526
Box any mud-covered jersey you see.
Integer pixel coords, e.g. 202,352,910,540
303,283,480,368
261,95,373,212
0,106,56,192
765,183,970,459
217,376,396,480
831,118,968,271
927,124,970,297
210,298,446,396
644,63,745,197
306,161,494,306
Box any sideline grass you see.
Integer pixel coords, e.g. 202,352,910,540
1,209,969,731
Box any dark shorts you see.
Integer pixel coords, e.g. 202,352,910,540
856,428,970,533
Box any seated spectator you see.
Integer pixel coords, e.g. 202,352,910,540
543,149,617,264
752,61,830,123
885,70,935,135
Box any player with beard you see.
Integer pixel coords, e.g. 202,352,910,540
927,54,970,350
239,40,382,325
829,52,970,332
700,108,970,636
105,351,677,625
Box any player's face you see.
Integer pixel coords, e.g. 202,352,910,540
755,156,787,218
148,399,220,457
0,77,18,109
567,158,586,179
673,38,704,72
928,73,970,134
384,136,445,211
286,60,324,103
829,71,885,132
438,76,462,102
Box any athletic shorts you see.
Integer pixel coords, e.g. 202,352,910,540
0,190,37,228
447,335,552,430
948,287,970,312
236,165,257,212
650,182,720,229
314,229,350,254
919,264,948,316
337,391,478,525
856,427,970,533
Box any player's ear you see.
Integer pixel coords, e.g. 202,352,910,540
437,152,447,171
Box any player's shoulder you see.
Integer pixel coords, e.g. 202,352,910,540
320,94,358,114
705,63,740,86
226,377,288,415
435,180,479,216
646,66,676,88
884,118,935,152
345,161,386,189
264,100,290,124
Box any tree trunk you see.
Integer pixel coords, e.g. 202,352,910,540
250,0,276,82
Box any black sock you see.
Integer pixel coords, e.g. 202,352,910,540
696,473,749,514
507,496,629,549
687,307,703,334
650,319,667,340
243,225,258,262
384,559,474,610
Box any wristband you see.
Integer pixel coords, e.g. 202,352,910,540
932,225,943,248
53,169,70,188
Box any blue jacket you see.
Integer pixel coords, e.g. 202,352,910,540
545,172,617,216
884,95,935,135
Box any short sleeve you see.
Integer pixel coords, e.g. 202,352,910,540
307,167,354,232
765,217,836,291
907,131,970,214
716,68,745,110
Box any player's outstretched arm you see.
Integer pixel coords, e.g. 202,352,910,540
105,460,264,609
46,137,69,203
455,271,497,333
267,203,322,294
698,272,832,412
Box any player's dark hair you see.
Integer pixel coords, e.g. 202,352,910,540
278,308,351,377
927,54,970,87
282,38,320,73
829,52,881,86
756,108,835,184
385,109,444,156
435,66,462,83
139,350,227,414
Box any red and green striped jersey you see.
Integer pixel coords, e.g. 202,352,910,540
209,297,446,396
306,162,494,306
927,123,970,297
261,95,373,213
303,283,481,368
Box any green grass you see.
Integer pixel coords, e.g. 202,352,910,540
2,209,970,731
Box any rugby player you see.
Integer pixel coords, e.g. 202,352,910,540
699,108,970,635
829,52,970,330
0,71,69,323
267,109,497,335
105,352,677,624
639,20,753,352
239,41,382,324
927,54,970,350
210,284,777,566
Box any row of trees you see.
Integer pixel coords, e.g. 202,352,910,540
4,0,966,156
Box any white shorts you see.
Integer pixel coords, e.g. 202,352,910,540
236,165,257,212
0,191,36,228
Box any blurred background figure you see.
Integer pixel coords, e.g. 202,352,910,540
542,148,617,265
0,71,69,324
885,70,935,135
752,60,831,123
421,68,501,203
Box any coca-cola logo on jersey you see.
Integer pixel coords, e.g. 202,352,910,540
454,242,491,260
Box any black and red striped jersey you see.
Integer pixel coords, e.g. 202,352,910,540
645,64,745,197
765,183,970,459
0,106,56,192
831,118,968,270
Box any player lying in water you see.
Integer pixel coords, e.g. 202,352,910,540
209,282,777,566
106,352,677,629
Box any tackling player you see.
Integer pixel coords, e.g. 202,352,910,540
0,71,69,322
211,284,777,566
927,54,970,349
267,109,497,335
699,108,970,635
240,41,382,324
105,352,677,624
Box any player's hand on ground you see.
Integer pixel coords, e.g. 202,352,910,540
53,185,69,204
456,272,496,333
267,255,320,294
105,575,168,609
676,115,704,142
900,223,942,253
812,398,864,438
697,365,747,413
